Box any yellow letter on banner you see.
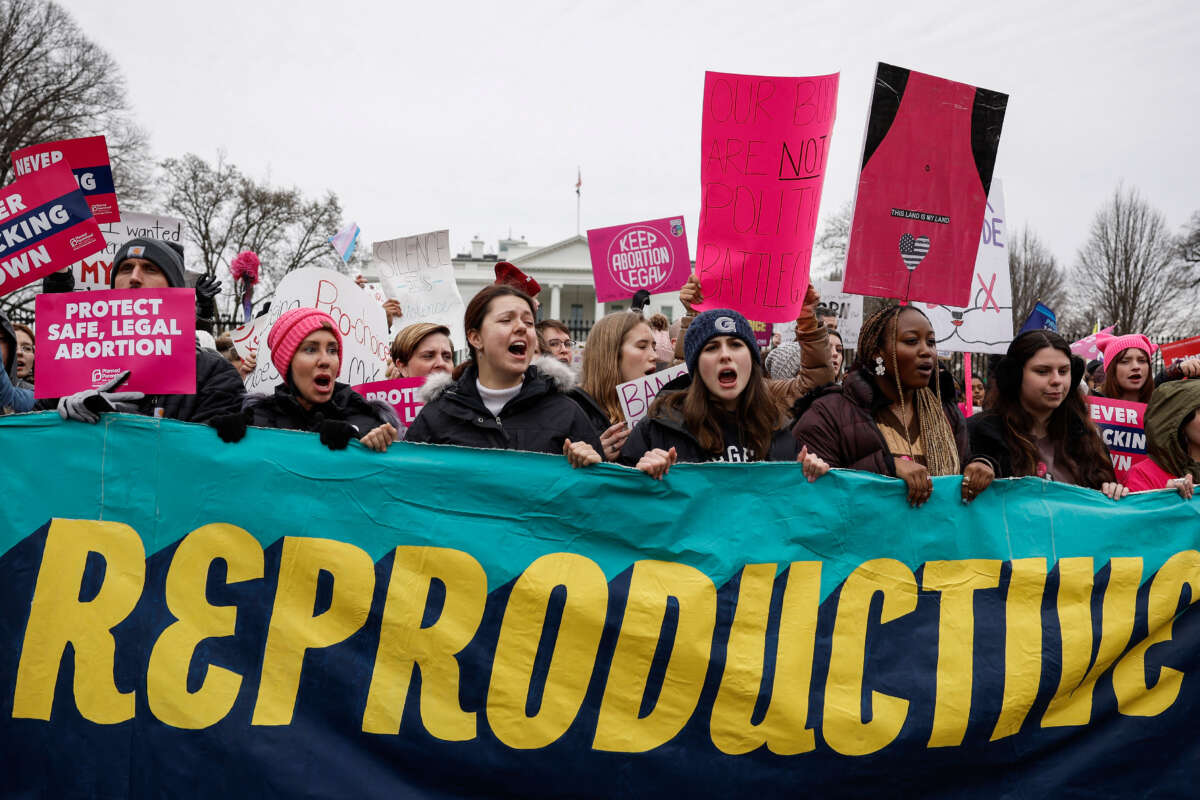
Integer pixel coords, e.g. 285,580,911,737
991,558,1047,741
1113,550,1200,717
13,519,145,724
923,559,1002,747
147,524,264,729
251,536,374,726
487,553,608,749
824,558,916,757
709,562,820,755
593,560,716,753
1042,557,1140,727
363,547,486,740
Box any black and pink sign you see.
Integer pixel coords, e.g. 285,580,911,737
1087,396,1148,482
0,160,106,296
12,136,120,224
843,64,1007,306
587,216,690,302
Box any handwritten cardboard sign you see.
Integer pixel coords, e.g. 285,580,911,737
1087,396,1148,482
618,362,688,426
1160,335,1200,368
372,230,466,349
0,161,106,296
11,135,120,223
34,288,196,397
813,279,864,350
242,267,390,393
924,180,1014,354
844,63,1007,306
587,216,691,301
63,211,185,291
229,316,269,361
352,376,426,426
696,71,839,323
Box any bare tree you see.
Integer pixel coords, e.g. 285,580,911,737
0,0,152,201
813,200,852,280
1008,226,1067,334
1180,210,1200,286
1073,185,1192,336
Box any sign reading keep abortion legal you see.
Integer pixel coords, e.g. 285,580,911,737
587,216,691,302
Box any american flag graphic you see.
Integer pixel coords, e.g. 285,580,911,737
899,233,931,271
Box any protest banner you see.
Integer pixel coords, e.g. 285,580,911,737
242,267,390,393
0,160,105,295
843,64,1007,306
813,279,864,350
1160,334,1200,368
2,413,1200,797
11,135,120,224
1019,302,1058,334
372,230,466,349
1087,396,1148,481
1071,325,1117,362
66,211,185,291
32,288,196,397
696,71,839,323
586,216,691,302
352,376,426,425
924,180,1014,354
617,362,688,425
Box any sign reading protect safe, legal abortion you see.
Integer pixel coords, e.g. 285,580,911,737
696,71,838,323
0,160,105,295
11,135,120,224
1087,396,1148,482
352,376,426,425
33,288,196,397
587,216,690,302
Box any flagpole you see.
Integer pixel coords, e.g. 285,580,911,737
575,166,581,236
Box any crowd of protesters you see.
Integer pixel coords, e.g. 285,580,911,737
2,239,1199,505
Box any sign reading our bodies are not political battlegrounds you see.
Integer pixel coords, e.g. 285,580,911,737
2,414,1200,797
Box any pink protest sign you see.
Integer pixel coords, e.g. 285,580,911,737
843,64,1007,306
34,288,196,398
1070,326,1115,361
1087,396,1148,483
0,160,105,296
353,376,426,426
696,71,838,323
11,136,120,224
587,216,690,302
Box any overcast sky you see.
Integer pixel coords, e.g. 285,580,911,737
65,0,1199,271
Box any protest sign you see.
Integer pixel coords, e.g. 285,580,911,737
11,135,120,223
748,318,771,348
1019,301,1058,334
587,216,691,301
1087,396,1148,481
353,376,426,425
242,267,390,393
1160,334,1200,367
617,362,688,425
813,279,864,350
66,211,184,291
372,230,466,349
1071,325,1116,361
3,413,1200,798
924,180,1014,354
844,64,1007,306
228,316,268,361
0,160,105,295
696,71,839,323
32,288,196,397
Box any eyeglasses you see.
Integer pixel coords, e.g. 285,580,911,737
546,338,575,350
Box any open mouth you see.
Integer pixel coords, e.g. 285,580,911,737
313,374,333,391
644,363,658,375
508,340,528,357
718,368,738,388
916,363,933,376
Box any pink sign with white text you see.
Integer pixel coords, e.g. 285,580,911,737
1087,396,1148,483
587,216,690,302
11,135,120,224
353,376,426,425
696,70,838,323
34,288,197,398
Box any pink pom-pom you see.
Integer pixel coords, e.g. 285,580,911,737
230,250,261,285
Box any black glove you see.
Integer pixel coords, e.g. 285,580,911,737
195,275,222,322
318,419,358,450
210,411,248,443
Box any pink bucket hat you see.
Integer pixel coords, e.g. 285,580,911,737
267,308,343,378
1095,332,1157,368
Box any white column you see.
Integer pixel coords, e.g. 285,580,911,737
550,284,562,321
593,296,605,325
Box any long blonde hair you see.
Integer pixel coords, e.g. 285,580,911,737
581,312,648,424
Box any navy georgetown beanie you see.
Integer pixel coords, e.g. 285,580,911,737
110,238,186,288
684,309,760,374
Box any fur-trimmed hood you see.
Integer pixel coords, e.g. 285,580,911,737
419,356,577,404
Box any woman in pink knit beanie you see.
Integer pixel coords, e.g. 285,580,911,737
1097,333,1158,404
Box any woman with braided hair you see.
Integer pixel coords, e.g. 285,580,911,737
793,304,994,506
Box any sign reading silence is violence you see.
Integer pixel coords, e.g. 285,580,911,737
0,160,106,295
33,288,197,397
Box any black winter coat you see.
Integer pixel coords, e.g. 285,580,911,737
966,409,1105,484
405,363,603,455
618,394,798,465
567,387,615,437
245,381,398,435
141,348,246,423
